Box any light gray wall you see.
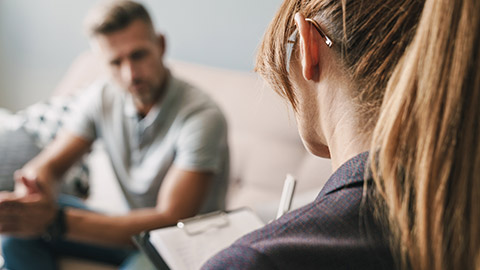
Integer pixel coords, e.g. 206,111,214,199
0,0,280,111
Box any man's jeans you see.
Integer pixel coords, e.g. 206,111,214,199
1,195,155,270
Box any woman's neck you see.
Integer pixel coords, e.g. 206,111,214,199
320,85,372,171
326,118,371,171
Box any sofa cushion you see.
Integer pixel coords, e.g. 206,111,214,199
0,127,41,191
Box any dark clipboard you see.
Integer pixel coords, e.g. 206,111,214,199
132,231,170,270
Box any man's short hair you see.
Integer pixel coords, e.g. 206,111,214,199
84,0,154,37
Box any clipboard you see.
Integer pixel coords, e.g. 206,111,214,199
133,208,264,270
133,231,170,270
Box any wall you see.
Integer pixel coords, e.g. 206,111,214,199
0,0,280,111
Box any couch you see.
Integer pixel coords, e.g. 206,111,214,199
9,52,334,269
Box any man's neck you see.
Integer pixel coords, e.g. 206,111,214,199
134,99,155,118
134,71,170,117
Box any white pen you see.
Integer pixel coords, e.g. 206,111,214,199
276,174,297,219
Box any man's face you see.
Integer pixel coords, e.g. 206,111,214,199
93,19,166,106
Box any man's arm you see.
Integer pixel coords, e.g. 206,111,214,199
1,151,212,247
19,131,93,189
0,131,92,237
66,166,212,246
64,109,225,246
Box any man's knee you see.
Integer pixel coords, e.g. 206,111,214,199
2,236,28,257
2,236,55,269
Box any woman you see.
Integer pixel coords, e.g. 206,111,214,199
203,0,423,269
371,0,480,268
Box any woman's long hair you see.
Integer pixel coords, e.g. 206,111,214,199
255,0,423,132
371,0,480,268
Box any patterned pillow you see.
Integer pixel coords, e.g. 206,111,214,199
19,96,90,198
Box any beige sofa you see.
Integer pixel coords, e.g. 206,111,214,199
47,52,333,269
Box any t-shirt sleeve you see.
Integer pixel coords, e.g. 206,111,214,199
174,107,228,173
63,82,104,141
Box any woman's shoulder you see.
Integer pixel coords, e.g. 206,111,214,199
202,152,394,269
204,195,392,269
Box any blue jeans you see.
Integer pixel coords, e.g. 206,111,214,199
1,195,155,270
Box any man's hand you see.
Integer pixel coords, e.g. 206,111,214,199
0,132,90,240
0,173,56,237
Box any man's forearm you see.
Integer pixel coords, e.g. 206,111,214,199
65,207,181,247
20,132,92,187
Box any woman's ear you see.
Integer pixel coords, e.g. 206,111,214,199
294,13,321,81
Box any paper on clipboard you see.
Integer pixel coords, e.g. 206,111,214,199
148,208,264,270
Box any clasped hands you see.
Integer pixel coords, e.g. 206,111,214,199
0,171,57,238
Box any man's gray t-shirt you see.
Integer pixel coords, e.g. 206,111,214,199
66,74,229,213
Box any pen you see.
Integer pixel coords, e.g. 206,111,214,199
276,174,296,219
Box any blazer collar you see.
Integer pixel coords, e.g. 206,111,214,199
318,151,370,198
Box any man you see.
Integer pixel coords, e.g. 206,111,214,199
0,1,229,269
